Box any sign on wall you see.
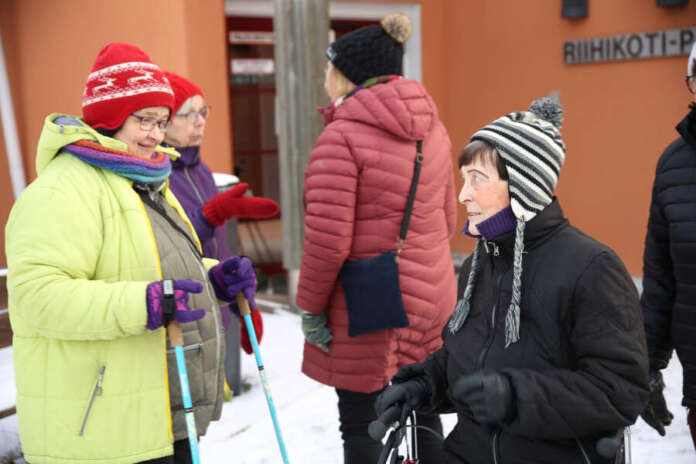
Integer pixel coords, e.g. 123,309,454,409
230,58,275,75
564,26,696,65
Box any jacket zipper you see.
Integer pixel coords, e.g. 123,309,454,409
184,167,218,258
140,190,223,406
167,342,202,355
476,273,503,370
79,366,105,436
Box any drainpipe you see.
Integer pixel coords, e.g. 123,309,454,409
273,0,329,309
0,26,26,198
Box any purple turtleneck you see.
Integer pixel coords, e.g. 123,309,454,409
462,206,517,241
167,145,233,261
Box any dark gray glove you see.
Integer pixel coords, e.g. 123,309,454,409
375,363,432,417
640,371,673,436
453,371,515,425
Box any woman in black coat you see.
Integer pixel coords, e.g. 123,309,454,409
376,97,650,464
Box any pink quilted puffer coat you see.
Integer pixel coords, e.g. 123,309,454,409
297,78,457,393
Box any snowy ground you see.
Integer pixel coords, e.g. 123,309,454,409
1,310,695,463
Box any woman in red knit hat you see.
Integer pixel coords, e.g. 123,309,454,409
162,70,280,359
6,42,258,463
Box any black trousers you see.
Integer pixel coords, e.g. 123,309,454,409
137,439,193,464
336,387,445,464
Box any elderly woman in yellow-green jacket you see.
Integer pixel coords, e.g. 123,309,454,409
6,43,258,464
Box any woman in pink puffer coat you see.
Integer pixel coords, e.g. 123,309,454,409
297,13,457,463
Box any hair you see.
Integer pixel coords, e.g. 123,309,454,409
327,62,356,98
692,58,696,76
458,139,509,180
96,126,121,138
176,95,204,114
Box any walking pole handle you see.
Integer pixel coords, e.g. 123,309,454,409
369,405,402,441
237,292,252,316
168,321,184,347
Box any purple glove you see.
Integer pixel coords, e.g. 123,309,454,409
209,256,257,312
146,279,206,330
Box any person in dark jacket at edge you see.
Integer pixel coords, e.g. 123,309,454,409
162,71,280,355
639,42,696,449
375,96,650,464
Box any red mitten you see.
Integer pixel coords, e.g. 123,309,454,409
202,182,280,226
240,308,263,355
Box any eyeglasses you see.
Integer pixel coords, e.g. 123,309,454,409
686,75,696,94
175,106,211,124
130,113,171,132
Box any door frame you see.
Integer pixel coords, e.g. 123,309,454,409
225,0,422,81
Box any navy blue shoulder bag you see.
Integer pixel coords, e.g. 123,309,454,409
339,140,424,337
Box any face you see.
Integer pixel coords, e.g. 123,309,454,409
458,158,510,236
164,95,207,147
113,106,169,158
324,61,344,101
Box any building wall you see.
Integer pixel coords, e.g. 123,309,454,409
0,0,232,267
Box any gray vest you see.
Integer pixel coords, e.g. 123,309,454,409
137,183,225,441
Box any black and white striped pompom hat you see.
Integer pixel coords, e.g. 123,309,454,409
470,97,566,222
448,97,566,345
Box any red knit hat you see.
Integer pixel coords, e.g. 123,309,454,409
163,71,204,113
82,42,175,130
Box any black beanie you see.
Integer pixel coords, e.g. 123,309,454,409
326,13,412,85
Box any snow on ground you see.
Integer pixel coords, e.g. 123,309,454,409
1,310,695,462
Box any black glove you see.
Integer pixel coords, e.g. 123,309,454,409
640,371,673,436
375,363,432,417
453,371,515,425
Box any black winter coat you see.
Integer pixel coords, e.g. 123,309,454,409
642,104,696,407
423,200,649,464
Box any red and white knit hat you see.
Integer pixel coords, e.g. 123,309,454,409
163,71,204,113
82,42,175,130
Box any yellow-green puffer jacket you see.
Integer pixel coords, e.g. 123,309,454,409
5,114,216,463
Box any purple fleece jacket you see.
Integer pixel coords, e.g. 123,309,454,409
168,146,233,261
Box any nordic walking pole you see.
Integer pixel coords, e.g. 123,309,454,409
236,292,290,464
169,320,202,464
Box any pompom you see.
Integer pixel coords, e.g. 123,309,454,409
381,13,412,44
529,97,564,128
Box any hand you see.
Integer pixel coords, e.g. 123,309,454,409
201,183,280,226
240,308,264,355
146,279,206,330
640,371,673,436
301,311,332,352
209,256,257,309
375,375,431,418
453,372,515,425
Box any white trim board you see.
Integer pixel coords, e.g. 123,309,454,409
225,1,422,81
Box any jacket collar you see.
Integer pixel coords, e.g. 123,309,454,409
482,197,568,257
170,145,201,168
676,103,696,148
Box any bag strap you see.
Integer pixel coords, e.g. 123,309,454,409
396,140,423,261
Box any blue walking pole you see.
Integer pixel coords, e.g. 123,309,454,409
237,293,290,464
169,321,202,464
